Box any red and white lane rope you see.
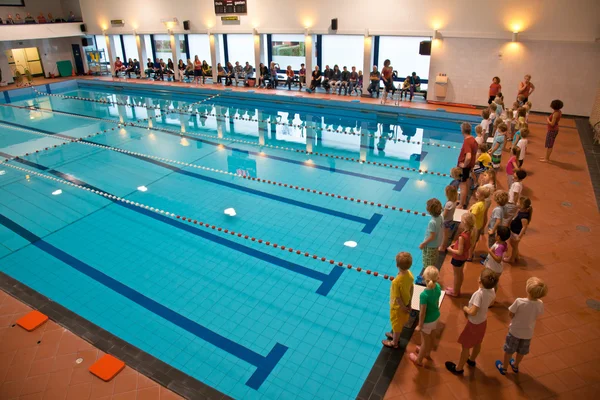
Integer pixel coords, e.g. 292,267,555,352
1,161,397,282
0,122,430,217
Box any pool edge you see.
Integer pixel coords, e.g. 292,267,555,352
0,271,232,400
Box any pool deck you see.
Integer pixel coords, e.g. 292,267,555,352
1,77,599,400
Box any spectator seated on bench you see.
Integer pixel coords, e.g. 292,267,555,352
321,65,333,92
113,57,127,78
306,66,322,93
257,63,269,88
268,62,280,89
243,62,254,86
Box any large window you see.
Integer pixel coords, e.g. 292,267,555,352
122,35,138,61
188,34,211,63
321,35,363,71
271,34,305,70
378,36,430,80
144,35,153,61
153,34,185,63
226,34,254,66
113,36,124,61
94,35,110,68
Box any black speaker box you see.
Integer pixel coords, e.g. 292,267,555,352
419,41,432,55
331,18,338,31
183,20,190,30
80,23,87,33
82,38,89,47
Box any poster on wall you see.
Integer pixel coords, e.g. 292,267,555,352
214,0,247,15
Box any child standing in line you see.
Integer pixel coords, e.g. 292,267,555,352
540,99,564,163
472,143,491,187
419,199,443,273
468,186,491,261
480,109,491,141
504,109,515,149
480,170,496,230
410,266,441,366
445,212,475,297
495,277,548,375
475,125,484,147
450,167,462,189
494,95,505,118
438,186,458,252
486,191,509,250
505,196,533,263
489,103,497,128
506,147,520,189
515,128,529,167
489,123,507,169
505,170,527,224
510,122,527,151
524,101,533,122
382,252,414,348
481,226,511,297
445,269,498,375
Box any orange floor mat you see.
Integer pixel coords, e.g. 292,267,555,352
16,310,48,331
89,354,126,381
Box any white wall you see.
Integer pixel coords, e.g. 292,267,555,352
427,38,600,116
79,0,600,41
0,23,83,41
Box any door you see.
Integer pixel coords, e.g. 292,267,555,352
72,44,84,75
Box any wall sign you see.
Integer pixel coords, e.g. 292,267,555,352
214,0,247,15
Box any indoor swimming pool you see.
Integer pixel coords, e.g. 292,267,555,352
0,81,479,399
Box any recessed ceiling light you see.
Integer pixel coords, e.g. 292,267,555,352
137,186,148,192
344,241,357,248
52,189,62,195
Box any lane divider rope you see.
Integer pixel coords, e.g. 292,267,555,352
1,161,397,282
0,122,430,217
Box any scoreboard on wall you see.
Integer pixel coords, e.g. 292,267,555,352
214,0,247,14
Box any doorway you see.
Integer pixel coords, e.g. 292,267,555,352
4,47,44,78
72,44,84,75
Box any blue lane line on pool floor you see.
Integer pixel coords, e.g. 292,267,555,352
0,117,383,233
0,213,287,390
18,104,410,191
8,156,346,297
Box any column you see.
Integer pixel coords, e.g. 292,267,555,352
253,32,261,87
136,34,146,78
170,33,181,65
104,34,116,76
304,34,314,88
209,33,218,83
362,35,373,95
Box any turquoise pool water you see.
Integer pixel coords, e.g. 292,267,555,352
0,81,477,399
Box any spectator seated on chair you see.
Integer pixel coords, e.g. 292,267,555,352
298,63,306,90
408,72,421,101
400,76,411,99
67,11,76,22
258,63,268,87
124,58,134,77
37,12,46,23
217,63,226,84
14,13,24,24
153,59,163,81
114,57,126,77
308,66,322,92
184,59,194,81
165,59,175,81
269,62,279,88
177,59,186,81
201,60,211,83
233,62,244,86
330,65,341,93
225,62,234,86
47,13,54,23
322,65,333,92
348,66,359,95
133,59,140,77
285,66,296,90
24,13,36,24
339,66,351,95
367,66,381,97
145,58,154,78
243,62,254,86
5,14,14,24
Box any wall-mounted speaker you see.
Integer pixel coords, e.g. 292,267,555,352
80,23,87,33
419,41,432,56
183,20,190,30
331,18,338,31
82,38,89,47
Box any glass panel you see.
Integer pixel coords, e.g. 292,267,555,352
321,35,363,71
188,34,211,63
271,34,305,70
378,36,430,80
122,35,139,61
144,35,153,61
226,34,254,66
154,34,171,62
113,36,124,61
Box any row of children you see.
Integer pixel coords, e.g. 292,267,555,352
385,253,547,375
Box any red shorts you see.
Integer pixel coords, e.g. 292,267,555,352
458,320,487,348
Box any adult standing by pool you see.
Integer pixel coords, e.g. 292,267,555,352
517,74,535,102
457,122,478,208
